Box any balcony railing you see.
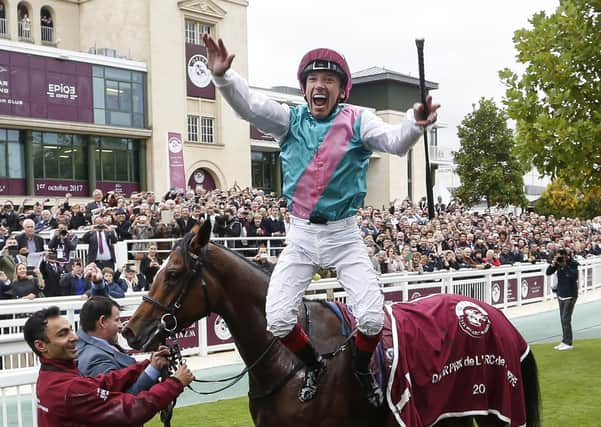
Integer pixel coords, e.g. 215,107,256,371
428,145,455,163
41,25,54,43
0,18,7,38
17,21,32,42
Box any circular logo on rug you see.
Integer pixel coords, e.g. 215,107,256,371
214,316,231,341
521,279,529,299
455,301,490,338
187,54,211,88
492,283,501,304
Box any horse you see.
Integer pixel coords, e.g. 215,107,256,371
122,220,541,427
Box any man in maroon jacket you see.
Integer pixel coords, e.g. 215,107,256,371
24,306,194,427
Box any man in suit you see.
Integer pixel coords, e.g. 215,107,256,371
81,216,117,270
77,296,170,395
85,189,105,222
176,206,198,236
260,206,286,255
15,218,45,257
0,237,27,281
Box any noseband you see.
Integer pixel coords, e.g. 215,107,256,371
141,242,210,349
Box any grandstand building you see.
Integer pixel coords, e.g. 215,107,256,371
0,0,446,207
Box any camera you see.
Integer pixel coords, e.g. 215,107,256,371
95,224,107,230
7,246,18,256
59,229,68,237
26,266,35,276
556,256,565,264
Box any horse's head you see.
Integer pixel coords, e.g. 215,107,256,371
122,220,213,351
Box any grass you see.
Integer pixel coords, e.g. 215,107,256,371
148,339,601,427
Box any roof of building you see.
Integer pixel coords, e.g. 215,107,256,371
351,66,438,90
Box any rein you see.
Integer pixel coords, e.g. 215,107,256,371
141,241,279,397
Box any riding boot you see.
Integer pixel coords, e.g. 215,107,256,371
295,342,327,402
280,324,327,402
353,334,384,408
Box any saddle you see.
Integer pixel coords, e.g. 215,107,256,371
326,295,529,427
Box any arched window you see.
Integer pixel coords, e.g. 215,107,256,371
17,2,32,41
40,6,54,43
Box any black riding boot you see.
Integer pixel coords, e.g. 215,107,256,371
294,343,326,402
354,349,384,407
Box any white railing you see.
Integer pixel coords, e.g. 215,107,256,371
0,19,7,38
0,257,599,426
17,22,32,42
40,26,53,44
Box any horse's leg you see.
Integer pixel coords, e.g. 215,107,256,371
435,417,474,427
474,415,506,427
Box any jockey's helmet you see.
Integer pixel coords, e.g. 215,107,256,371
297,48,352,100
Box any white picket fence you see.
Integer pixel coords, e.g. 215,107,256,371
0,256,600,426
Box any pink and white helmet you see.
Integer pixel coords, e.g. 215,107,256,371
297,48,352,100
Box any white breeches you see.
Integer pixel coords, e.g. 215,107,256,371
266,216,384,338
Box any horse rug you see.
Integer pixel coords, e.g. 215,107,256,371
376,294,528,427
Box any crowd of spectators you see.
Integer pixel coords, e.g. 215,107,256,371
0,187,600,300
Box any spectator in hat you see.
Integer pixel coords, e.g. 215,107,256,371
113,208,133,241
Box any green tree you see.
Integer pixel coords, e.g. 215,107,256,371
535,179,601,219
500,0,601,189
454,98,527,208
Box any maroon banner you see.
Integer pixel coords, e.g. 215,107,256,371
167,132,186,192
0,178,26,194
97,182,141,197
520,275,544,300
0,50,93,122
185,44,215,99
35,179,88,197
250,126,275,142
491,278,518,304
187,168,216,191
206,313,234,346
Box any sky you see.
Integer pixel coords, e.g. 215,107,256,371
245,0,560,149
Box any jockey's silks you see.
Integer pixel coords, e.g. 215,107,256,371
280,104,369,222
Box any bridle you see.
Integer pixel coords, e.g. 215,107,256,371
141,242,211,351
139,239,277,394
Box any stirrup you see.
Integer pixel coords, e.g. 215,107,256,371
298,359,326,402
354,370,384,407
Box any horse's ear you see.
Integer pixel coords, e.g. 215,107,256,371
189,219,211,253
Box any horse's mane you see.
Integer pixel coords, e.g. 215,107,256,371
176,233,271,280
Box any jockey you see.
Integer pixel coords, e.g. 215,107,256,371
204,34,439,407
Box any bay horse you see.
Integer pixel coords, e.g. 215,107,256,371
123,220,540,427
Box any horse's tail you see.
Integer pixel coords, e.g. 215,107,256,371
521,350,541,427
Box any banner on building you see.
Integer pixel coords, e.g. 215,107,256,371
185,44,215,99
167,132,186,192
0,50,93,122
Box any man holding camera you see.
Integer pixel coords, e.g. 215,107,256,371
0,237,27,281
48,223,77,269
81,216,117,270
546,248,579,351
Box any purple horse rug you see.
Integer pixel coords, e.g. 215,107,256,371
377,294,529,427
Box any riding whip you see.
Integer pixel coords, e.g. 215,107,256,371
415,38,435,220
